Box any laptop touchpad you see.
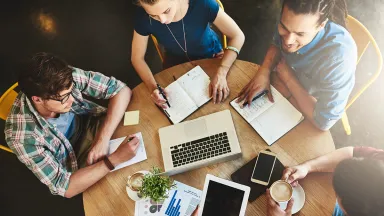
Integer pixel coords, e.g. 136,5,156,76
184,119,208,138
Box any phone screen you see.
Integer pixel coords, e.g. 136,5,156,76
252,153,276,182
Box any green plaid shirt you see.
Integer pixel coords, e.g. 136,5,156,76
5,67,126,196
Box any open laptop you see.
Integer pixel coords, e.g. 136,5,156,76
159,109,242,176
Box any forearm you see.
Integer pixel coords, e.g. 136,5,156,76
132,58,157,91
94,86,132,143
303,147,354,173
285,77,318,127
64,153,124,198
64,160,110,198
219,32,245,74
261,45,281,73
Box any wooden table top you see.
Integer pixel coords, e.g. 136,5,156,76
83,59,336,216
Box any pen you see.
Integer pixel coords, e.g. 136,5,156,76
157,83,171,108
242,90,269,106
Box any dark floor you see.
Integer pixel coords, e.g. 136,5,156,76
1,0,383,215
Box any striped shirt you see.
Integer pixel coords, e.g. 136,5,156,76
5,67,126,196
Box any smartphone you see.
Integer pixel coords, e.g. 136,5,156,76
251,150,277,185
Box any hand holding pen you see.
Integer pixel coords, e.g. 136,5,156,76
151,84,170,108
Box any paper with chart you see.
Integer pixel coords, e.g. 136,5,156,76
134,198,164,216
231,86,303,145
159,181,202,216
163,66,211,124
108,132,147,171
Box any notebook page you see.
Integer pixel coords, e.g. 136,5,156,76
108,132,147,171
164,81,198,124
177,66,211,107
230,86,282,122
249,98,302,145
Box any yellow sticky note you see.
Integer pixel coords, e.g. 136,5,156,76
124,111,140,126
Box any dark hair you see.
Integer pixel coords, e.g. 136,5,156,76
283,0,348,28
18,52,73,100
333,158,384,216
133,0,160,6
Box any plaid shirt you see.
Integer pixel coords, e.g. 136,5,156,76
5,67,126,196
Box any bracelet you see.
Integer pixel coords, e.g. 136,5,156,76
103,157,115,171
225,46,240,56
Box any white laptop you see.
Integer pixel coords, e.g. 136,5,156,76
158,110,242,176
198,174,250,216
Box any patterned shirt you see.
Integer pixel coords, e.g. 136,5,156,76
5,67,126,196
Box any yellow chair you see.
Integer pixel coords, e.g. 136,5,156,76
151,0,228,62
341,16,383,135
0,83,18,153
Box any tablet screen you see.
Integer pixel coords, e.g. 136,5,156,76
202,181,245,216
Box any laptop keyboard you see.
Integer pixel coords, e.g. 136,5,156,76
170,132,231,167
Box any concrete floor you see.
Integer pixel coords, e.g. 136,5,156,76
1,0,383,215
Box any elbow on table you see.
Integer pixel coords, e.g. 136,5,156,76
312,118,335,132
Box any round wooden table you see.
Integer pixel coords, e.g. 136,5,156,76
83,59,336,216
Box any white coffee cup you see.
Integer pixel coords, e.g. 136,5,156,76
270,180,293,210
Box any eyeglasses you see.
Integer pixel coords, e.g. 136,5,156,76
49,85,74,104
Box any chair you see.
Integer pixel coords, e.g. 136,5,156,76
341,15,383,135
0,83,18,153
151,0,228,62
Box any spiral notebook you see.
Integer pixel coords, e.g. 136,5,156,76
162,66,211,124
230,86,303,145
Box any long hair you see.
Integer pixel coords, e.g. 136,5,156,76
283,0,348,28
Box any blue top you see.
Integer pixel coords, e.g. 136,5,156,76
273,21,357,130
47,112,76,139
333,201,346,216
134,0,223,59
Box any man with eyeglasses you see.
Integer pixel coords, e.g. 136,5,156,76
5,52,137,198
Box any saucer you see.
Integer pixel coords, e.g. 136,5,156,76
126,170,150,201
279,183,305,214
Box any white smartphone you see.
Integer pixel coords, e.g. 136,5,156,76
251,150,277,185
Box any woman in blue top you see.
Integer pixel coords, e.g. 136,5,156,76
131,0,244,107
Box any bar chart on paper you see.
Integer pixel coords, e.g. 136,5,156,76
165,190,182,216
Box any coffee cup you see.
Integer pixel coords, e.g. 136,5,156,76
127,172,145,191
269,180,293,210
126,170,150,201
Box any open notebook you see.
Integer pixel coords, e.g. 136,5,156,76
163,66,211,124
230,86,303,145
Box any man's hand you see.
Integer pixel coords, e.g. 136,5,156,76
87,139,109,165
110,135,140,166
191,205,199,216
151,88,169,109
276,58,295,85
281,164,310,187
210,66,230,104
237,67,274,106
266,189,294,216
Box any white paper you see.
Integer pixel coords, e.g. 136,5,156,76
231,86,302,145
134,198,164,216
177,66,211,107
250,98,303,145
164,81,198,124
108,132,147,171
230,87,282,122
159,181,202,216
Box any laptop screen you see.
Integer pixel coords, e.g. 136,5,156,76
202,181,245,216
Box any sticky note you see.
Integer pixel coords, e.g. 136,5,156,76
124,111,140,126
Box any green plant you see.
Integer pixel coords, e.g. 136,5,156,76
139,167,176,202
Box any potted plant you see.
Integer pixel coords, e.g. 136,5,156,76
139,167,176,202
